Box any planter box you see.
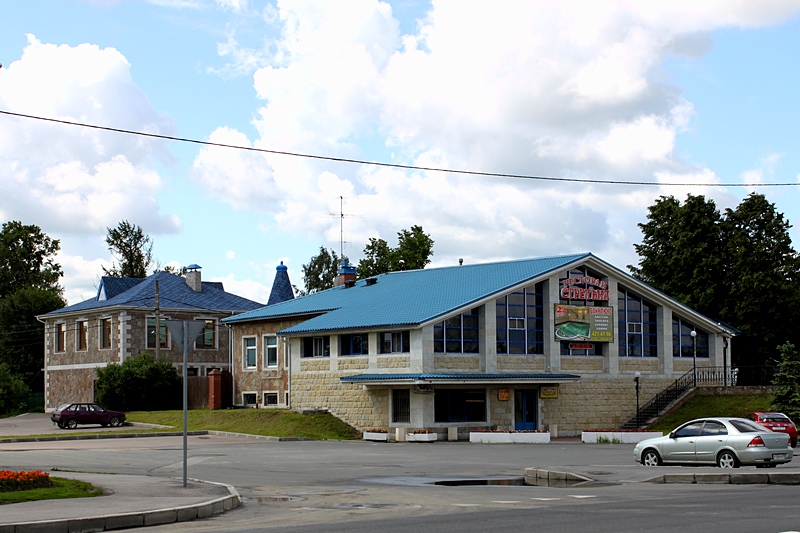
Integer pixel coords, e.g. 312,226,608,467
581,431,662,444
406,432,438,442
469,432,550,444
363,431,389,442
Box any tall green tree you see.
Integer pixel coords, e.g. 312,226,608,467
299,246,342,295
0,362,30,414
0,221,62,299
357,225,434,278
103,220,153,278
771,342,800,422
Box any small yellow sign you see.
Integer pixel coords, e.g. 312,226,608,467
498,388,510,401
539,386,558,399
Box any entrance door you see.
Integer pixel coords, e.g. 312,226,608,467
514,389,537,431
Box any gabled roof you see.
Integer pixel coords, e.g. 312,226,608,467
41,271,264,318
222,253,591,334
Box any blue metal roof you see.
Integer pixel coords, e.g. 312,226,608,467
42,271,264,316
340,373,580,383
222,253,591,333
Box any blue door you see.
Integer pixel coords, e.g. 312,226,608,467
514,390,537,431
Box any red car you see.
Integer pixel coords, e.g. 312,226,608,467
745,412,797,448
50,402,126,430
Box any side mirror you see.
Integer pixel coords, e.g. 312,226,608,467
668,431,676,439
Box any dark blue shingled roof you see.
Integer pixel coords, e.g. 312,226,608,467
42,271,264,316
222,253,591,333
98,277,145,300
267,262,295,306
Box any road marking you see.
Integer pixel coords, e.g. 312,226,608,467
492,501,522,504
568,495,597,499
531,497,560,501
451,503,481,507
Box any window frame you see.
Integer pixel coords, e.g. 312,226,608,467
391,388,411,423
380,330,411,354
243,336,257,370
433,308,480,354
434,388,487,423
618,287,658,358
194,318,217,350
340,333,369,356
55,323,65,353
263,392,279,406
76,320,88,351
263,335,278,368
99,317,112,350
242,392,257,406
146,317,169,349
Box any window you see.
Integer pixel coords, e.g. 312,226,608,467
618,288,658,357
434,389,486,422
196,319,216,349
496,283,544,354
302,336,330,357
146,318,168,349
76,320,88,351
263,392,278,406
433,308,479,353
392,389,410,423
672,318,709,358
243,337,257,369
264,336,278,367
340,333,369,356
380,331,410,353
242,393,257,406
100,318,112,349
55,323,65,353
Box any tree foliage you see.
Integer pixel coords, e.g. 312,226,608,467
0,362,30,415
631,193,800,365
299,246,342,295
103,221,153,278
357,225,434,278
95,353,181,411
771,342,800,422
0,221,62,299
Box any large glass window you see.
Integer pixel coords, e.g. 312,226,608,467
392,389,410,423
302,336,330,357
55,323,65,353
76,320,88,351
433,309,479,353
146,318,168,349
672,318,709,358
196,319,216,349
100,318,112,349
496,283,544,354
340,333,369,356
618,288,658,357
380,331,410,353
243,337,257,369
434,389,486,422
264,336,278,367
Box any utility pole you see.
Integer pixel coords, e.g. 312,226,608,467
154,280,160,360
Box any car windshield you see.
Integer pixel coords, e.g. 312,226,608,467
56,404,72,411
762,415,789,423
730,419,768,433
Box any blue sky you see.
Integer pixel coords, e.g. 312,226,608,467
2,1,799,305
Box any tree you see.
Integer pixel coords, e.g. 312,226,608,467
771,342,800,422
95,353,181,411
0,221,62,299
0,362,30,414
103,221,153,278
299,246,342,295
357,225,434,278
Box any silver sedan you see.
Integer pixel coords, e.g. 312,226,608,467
633,417,793,468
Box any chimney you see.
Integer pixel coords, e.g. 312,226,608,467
334,259,357,287
186,264,202,292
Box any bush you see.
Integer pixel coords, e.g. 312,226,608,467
0,363,30,415
95,353,181,411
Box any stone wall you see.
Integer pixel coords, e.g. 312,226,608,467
377,356,410,369
47,367,100,407
433,355,480,370
497,355,545,372
291,371,389,430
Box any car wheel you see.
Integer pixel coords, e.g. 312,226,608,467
642,449,662,467
717,450,739,469
791,437,797,448
66,418,78,430
109,416,122,427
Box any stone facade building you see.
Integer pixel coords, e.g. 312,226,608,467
223,253,737,437
39,266,263,411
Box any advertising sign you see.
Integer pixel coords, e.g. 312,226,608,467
540,386,558,399
554,304,614,342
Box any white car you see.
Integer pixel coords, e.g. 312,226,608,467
633,417,793,468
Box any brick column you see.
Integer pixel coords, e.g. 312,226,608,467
208,369,222,410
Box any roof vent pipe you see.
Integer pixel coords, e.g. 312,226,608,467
344,280,356,288
365,277,377,286
459,258,463,266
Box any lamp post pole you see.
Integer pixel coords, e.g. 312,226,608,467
723,337,729,387
634,372,641,429
690,330,697,387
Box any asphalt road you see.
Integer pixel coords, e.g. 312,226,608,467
3,414,800,532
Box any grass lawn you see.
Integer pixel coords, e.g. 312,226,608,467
0,477,103,505
649,392,773,432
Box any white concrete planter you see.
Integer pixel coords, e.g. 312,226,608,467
581,431,662,444
363,431,389,442
406,432,438,442
469,432,550,444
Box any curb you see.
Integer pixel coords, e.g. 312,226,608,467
646,472,800,485
0,479,241,533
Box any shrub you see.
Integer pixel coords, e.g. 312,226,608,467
95,353,181,411
0,363,30,415
0,470,53,492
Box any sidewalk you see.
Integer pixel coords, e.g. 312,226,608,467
0,472,240,533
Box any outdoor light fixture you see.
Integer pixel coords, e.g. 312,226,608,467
690,330,697,386
634,371,641,429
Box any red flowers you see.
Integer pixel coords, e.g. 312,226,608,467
0,470,52,492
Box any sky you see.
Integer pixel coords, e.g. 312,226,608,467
2,0,800,306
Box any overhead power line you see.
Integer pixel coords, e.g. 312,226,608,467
0,109,797,188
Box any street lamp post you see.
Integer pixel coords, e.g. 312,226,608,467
690,330,697,387
634,372,641,429
723,337,729,387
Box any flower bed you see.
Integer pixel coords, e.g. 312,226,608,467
581,430,663,444
363,430,389,442
469,431,550,444
406,430,438,442
0,470,53,492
